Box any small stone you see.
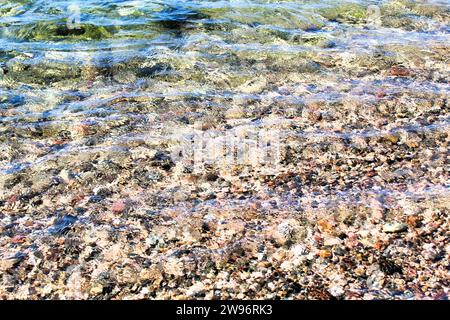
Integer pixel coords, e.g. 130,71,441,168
422,243,440,261
383,222,408,233
90,283,104,295
238,77,267,94
389,66,412,77
406,215,422,228
59,169,73,183
273,219,302,244
280,261,293,271
186,282,205,297
11,235,26,244
376,89,386,98
324,236,342,247
329,285,345,298
384,133,399,144
93,186,112,197
0,252,26,271
225,106,245,119
291,244,307,256
333,245,346,256
405,139,420,148
354,266,366,277
0,258,15,271
379,257,402,275
367,271,385,290
75,123,95,137
111,200,127,213
369,198,385,220
49,215,77,235
304,108,322,122
308,288,336,300
317,219,333,234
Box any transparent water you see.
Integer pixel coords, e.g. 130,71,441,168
0,0,449,299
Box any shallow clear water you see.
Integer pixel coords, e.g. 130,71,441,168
0,0,449,174
0,0,449,299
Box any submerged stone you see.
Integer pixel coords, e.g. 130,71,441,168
383,222,408,234
153,6,207,30
13,21,113,41
0,93,24,108
319,3,368,23
48,215,77,235
0,0,448,301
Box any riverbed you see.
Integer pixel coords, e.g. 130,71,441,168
0,0,449,299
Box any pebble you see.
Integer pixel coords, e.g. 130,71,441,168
323,236,342,246
329,285,345,298
389,66,412,77
238,77,267,94
318,250,332,259
1,1,448,301
383,222,408,233
366,271,385,290
111,200,127,214
422,244,440,261
48,215,77,235
11,235,26,244
90,283,104,295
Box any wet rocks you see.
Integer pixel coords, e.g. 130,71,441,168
0,93,24,108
